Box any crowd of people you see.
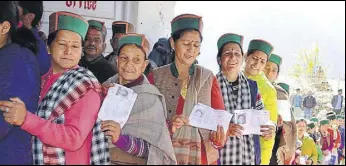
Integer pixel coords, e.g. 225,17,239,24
0,1,344,165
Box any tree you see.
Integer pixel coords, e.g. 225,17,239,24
290,43,333,113
289,43,328,89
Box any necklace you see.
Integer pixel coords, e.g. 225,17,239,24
179,75,190,99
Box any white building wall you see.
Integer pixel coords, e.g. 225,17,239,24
136,1,176,49
41,1,176,54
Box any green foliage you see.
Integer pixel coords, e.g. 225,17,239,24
289,43,327,85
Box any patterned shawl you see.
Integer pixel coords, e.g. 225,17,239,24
171,67,212,165
105,74,177,165
217,71,263,165
32,67,110,165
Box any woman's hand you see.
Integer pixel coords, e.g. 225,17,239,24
306,158,313,165
0,97,28,126
260,124,276,140
102,82,115,89
101,120,121,143
171,115,189,134
227,123,244,138
210,125,226,147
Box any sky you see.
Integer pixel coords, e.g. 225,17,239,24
174,1,345,80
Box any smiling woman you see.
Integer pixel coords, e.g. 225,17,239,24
102,33,177,165
1,11,110,165
147,13,227,165
244,39,279,165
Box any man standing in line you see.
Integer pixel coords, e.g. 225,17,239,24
332,89,344,115
105,21,134,66
303,91,317,119
79,20,117,83
290,88,304,118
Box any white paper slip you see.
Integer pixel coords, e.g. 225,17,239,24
98,84,138,129
188,103,232,133
277,100,291,121
233,109,270,135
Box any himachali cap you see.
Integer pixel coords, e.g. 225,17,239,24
112,21,135,36
217,33,244,51
171,13,203,35
88,20,107,33
278,83,289,94
337,115,344,119
296,117,308,124
320,119,330,126
269,54,282,66
326,111,337,120
307,122,316,129
49,11,89,40
310,117,319,123
118,33,150,58
247,39,274,58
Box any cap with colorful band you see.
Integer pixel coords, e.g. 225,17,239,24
278,82,289,94
326,111,337,120
112,21,135,36
337,115,344,119
310,117,319,123
171,13,203,36
307,122,315,129
118,33,150,58
296,117,307,124
269,54,282,66
320,119,330,126
49,11,89,40
247,39,274,58
217,33,244,51
88,20,107,33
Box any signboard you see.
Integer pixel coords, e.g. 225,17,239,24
43,1,115,19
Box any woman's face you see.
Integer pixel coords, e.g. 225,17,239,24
297,121,307,135
171,30,201,66
49,30,82,73
220,42,243,74
245,50,268,76
264,61,279,82
117,44,148,82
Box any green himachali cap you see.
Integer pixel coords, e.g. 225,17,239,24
337,115,344,119
320,119,330,126
88,20,107,33
307,122,315,129
118,33,150,57
171,13,203,35
269,54,282,66
310,117,319,123
247,39,274,57
49,11,89,40
278,83,289,94
217,33,244,51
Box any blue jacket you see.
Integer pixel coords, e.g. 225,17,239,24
32,28,50,76
248,79,261,165
0,43,40,164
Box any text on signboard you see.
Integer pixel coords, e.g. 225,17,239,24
66,1,97,10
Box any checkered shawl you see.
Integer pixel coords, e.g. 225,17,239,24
216,71,264,165
32,67,110,165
